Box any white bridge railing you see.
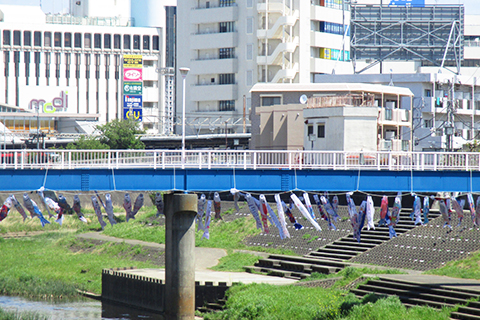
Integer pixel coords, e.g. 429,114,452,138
0,149,479,171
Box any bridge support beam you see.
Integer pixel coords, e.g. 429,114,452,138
164,193,197,320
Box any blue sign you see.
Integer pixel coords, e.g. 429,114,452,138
123,108,143,121
123,95,143,109
389,0,425,7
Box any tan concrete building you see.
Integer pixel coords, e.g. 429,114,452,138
251,83,414,151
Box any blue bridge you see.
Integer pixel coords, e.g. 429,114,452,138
2,149,480,193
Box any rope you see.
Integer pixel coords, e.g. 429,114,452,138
112,168,117,191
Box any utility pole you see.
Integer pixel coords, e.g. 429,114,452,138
445,78,455,152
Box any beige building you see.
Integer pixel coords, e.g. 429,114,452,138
251,83,413,151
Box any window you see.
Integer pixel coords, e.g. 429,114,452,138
104,34,111,49
247,0,253,8
84,33,91,48
219,48,235,59
219,73,235,84
74,33,82,48
246,17,253,34
34,31,41,46
152,35,159,50
94,33,101,49
23,31,31,46
143,35,150,50
219,22,235,33
261,96,281,106
114,34,121,49
246,43,253,60
317,123,325,138
124,34,131,49
13,30,21,46
44,32,51,47
219,0,235,7
219,100,235,111
424,119,433,128
133,35,140,49
246,70,253,86
3,30,10,45
54,32,61,47
307,125,314,136
64,32,72,47
424,89,432,97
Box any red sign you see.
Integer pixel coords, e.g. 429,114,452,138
123,68,142,81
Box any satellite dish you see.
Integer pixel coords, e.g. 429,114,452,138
300,94,308,105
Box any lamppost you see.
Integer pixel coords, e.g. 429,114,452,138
35,104,40,149
179,67,190,166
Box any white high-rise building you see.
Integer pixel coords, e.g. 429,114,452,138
0,0,176,140
177,0,352,135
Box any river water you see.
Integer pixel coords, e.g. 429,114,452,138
0,296,164,320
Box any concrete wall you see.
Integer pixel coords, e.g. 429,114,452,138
304,106,378,151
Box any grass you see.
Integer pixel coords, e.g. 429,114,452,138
0,308,47,320
426,249,480,279
0,232,158,297
210,251,261,272
202,283,453,320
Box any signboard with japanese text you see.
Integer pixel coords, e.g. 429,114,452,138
123,82,143,95
123,55,143,68
123,54,143,122
123,68,142,82
123,95,143,109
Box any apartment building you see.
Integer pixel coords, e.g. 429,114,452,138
176,0,352,135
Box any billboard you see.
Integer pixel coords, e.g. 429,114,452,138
123,108,142,121
19,86,77,113
123,95,143,109
123,54,143,122
123,68,142,82
123,55,143,68
123,82,143,95
389,0,425,7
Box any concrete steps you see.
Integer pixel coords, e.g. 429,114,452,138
351,277,480,320
245,209,440,279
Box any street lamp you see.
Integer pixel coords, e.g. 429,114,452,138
179,67,190,166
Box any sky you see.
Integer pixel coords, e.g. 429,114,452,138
0,0,479,15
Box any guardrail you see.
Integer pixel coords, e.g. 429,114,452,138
2,150,480,171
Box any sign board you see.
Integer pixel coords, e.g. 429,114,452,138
123,68,142,82
19,86,77,113
123,82,143,95
122,54,143,122
123,55,143,68
123,95,143,109
123,107,143,121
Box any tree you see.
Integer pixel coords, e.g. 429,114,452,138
66,119,145,150
96,119,145,149
66,135,109,150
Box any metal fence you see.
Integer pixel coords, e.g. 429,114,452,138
1,149,480,171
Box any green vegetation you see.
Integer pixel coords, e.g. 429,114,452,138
0,232,157,297
203,283,452,320
66,119,145,150
426,249,480,279
0,308,47,320
210,251,261,272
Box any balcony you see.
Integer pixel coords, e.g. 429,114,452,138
191,5,238,24
190,32,238,50
378,108,409,125
191,58,238,75
190,83,238,102
378,139,409,152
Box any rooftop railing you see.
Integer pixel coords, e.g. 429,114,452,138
1,149,480,171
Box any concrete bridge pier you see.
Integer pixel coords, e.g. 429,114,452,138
164,193,198,320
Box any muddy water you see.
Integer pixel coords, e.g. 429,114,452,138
0,296,164,320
